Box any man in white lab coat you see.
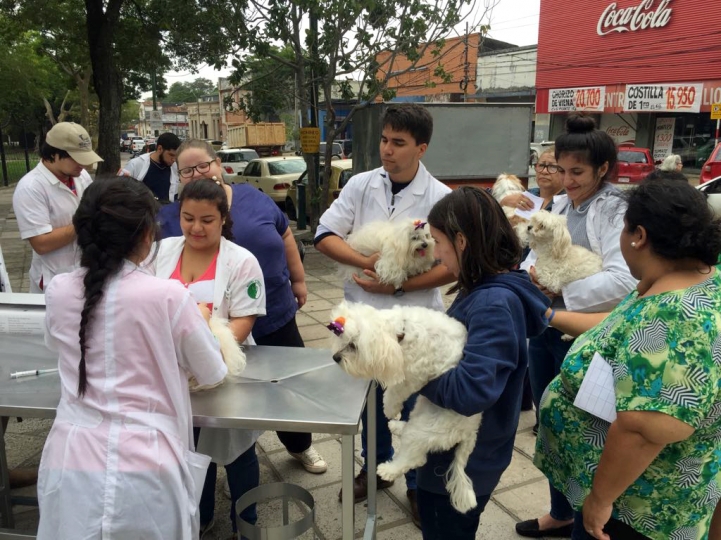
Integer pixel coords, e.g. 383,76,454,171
314,104,455,526
12,122,100,292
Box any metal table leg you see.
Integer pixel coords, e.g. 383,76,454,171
0,418,14,529
341,433,355,540
364,381,377,540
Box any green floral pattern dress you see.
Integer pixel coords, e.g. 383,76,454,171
535,272,721,540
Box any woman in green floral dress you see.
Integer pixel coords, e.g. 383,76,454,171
535,177,721,540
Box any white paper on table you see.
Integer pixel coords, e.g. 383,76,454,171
573,352,617,423
513,191,546,219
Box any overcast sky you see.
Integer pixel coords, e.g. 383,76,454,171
158,0,540,90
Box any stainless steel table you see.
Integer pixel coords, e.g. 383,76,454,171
0,335,378,540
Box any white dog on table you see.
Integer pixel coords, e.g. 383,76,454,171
327,301,481,513
188,317,246,391
337,219,436,288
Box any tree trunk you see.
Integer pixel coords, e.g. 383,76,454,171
75,66,92,131
85,0,123,176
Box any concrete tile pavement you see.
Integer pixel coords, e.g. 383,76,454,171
0,184,553,539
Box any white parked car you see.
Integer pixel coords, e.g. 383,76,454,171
218,149,260,183
131,138,146,152
236,157,307,207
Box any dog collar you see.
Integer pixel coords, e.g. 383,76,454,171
327,317,346,336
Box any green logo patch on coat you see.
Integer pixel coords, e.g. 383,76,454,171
247,279,262,299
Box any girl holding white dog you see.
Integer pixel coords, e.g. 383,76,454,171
417,186,551,539
516,114,636,538
155,178,266,538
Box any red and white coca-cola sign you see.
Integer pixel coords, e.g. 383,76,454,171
597,0,672,36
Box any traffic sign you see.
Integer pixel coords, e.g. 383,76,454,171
712,103,721,120
300,127,321,153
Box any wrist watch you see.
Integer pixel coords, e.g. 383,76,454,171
393,286,405,297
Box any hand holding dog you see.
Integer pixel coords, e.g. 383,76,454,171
352,270,395,295
198,302,212,323
529,267,558,300
500,192,533,210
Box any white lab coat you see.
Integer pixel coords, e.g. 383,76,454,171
156,236,266,465
118,152,180,202
521,190,637,312
38,263,228,540
12,162,93,293
316,163,451,310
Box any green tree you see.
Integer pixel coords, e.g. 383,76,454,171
169,0,493,229
165,78,217,103
226,46,296,123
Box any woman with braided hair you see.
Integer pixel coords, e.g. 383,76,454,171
38,177,228,539
155,177,266,537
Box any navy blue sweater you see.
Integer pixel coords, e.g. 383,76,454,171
417,271,550,496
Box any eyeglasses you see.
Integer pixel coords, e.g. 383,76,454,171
178,160,214,178
535,162,560,174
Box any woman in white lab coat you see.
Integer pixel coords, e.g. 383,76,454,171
38,177,228,540
155,177,266,537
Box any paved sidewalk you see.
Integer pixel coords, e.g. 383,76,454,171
1,184,552,539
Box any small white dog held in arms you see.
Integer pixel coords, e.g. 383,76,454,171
337,219,436,288
528,210,603,294
491,173,524,203
188,317,246,391
328,301,481,513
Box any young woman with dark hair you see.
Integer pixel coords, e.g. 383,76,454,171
155,177,266,538
414,186,550,539
158,140,329,479
39,177,228,539
517,113,637,538
535,177,721,540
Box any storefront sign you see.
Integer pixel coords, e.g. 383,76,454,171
548,87,605,112
624,83,702,113
652,117,675,162
597,0,673,36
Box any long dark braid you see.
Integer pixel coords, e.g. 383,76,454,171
73,177,159,397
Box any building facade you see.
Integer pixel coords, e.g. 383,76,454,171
535,0,720,166
186,95,222,141
137,101,189,138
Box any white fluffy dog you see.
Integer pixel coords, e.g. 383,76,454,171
338,219,435,288
328,301,481,513
188,318,246,391
528,210,603,294
491,173,524,203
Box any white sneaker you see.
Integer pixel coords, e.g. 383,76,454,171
199,517,215,539
223,477,231,500
288,445,328,474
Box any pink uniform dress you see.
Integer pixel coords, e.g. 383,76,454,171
38,262,228,540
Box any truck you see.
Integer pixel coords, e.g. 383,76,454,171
352,103,534,189
226,123,286,157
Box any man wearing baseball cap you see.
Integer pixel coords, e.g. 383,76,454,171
12,122,103,292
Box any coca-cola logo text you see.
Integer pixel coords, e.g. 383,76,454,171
606,126,630,137
597,0,672,36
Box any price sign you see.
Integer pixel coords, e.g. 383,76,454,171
300,127,321,153
549,87,605,112
711,103,721,120
652,117,675,162
624,83,702,113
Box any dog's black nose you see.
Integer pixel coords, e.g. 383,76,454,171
527,225,532,231
332,353,342,364
421,242,428,248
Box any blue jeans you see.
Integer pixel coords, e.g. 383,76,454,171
361,384,417,490
194,428,260,533
417,488,490,539
571,511,651,540
529,328,575,521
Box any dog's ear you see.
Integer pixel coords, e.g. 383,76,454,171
358,323,405,388
551,220,571,259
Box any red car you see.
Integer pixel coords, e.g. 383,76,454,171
615,146,655,184
700,143,721,184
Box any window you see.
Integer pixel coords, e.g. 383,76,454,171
339,170,354,188
244,163,260,177
618,151,647,164
268,160,307,175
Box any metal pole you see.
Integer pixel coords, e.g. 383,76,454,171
152,71,157,111
21,124,30,173
0,126,8,188
716,118,719,146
